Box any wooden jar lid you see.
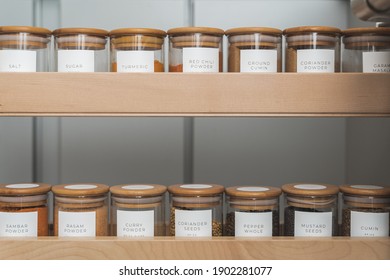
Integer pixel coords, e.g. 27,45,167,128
282,183,339,196
283,26,341,36
52,183,109,196
225,27,282,36
342,27,390,36
226,186,281,198
110,28,166,38
0,26,51,36
110,184,166,197
167,27,224,36
0,183,51,196
340,185,390,197
53,27,108,37
168,184,224,196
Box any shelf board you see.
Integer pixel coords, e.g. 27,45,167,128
0,73,389,117
0,237,388,260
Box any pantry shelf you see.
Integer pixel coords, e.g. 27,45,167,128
0,237,389,260
0,73,389,117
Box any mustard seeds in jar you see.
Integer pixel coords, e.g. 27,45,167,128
110,184,167,237
52,183,109,237
168,184,224,237
284,26,341,72
225,27,282,72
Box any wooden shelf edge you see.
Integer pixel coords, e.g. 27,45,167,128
0,237,389,260
0,73,389,117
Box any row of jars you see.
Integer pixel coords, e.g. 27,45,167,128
0,25,389,73
0,182,389,238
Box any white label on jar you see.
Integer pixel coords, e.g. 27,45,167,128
294,211,333,237
65,184,98,190
116,209,154,237
240,49,277,73
122,185,154,190
58,50,95,72
363,52,390,73
175,209,212,237
0,50,37,72
117,50,154,72
183,47,219,72
0,212,38,237
237,186,269,192
5,183,39,189
351,185,383,190
58,211,96,237
297,49,335,73
351,211,389,237
294,184,327,190
235,211,272,237
180,184,212,189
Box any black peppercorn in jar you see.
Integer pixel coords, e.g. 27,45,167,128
282,183,339,237
168,184,224,237
110,184,167,237
225,186,281,237
340,185,390,237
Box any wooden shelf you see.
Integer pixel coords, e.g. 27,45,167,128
0,73,389,117
0,237,388,260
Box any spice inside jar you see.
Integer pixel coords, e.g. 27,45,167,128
110,184,167,237
168,184,224,237
282,183,339,237
53,27,109,72
284,26,341,72
225,186,281,237
225,27,282,72
110,28,166,72
0,183,51,237
0,26,51,72
52,183,109,237
342,27,390,73
340,185,390,237
167,27,223,72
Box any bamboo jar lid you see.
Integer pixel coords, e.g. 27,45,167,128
343,27,390,49
0,26,51,49
340,185,390,197
283,26,341,36
110,28,166,38
110,184,166,197
168,27,224,36
342,27,390,36
0,26,51,36
52,183,109,197
53,27,108,37
226,186,281,198
168,184,224,196
0,183,51,196
225,27,282,36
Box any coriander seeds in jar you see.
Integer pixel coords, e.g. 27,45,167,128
225,186,281,237
110,184,167,237
110,28,166,72
342,27,390,73
284,26,341,72
168,184,224,237
167,27,224,72
225,27,282,72
282,183,339,237
0,183,51,237
53,28,109,72
52,183,109,237
0,26,51,72
340,185,390,237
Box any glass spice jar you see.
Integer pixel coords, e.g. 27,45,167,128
0,183,51,237
340,185,390,237
52,183,109,237
284,26,341,73
0,26,51,72
225,27,282,73
167,27,224,72
53,27,109,72
282,183,339,237
110,184,167,237
110,28,166,72
225,186,281,237
342,27,390,73
168,184,224,237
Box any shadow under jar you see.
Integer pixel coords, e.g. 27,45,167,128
225,27,282,73
224,186,281,237
110,28,166,72
52,183,109,237
0,183,51,237
110,184,167,237
167,27,224,72
340,185,390,237
284,26,341,73
0,26,51,72
53,27,109,72
282,183,339,237
168,184,224,237
342,27,390,73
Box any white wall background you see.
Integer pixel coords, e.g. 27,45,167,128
0,0,389,190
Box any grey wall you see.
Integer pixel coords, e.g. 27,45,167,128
0,0,389,189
